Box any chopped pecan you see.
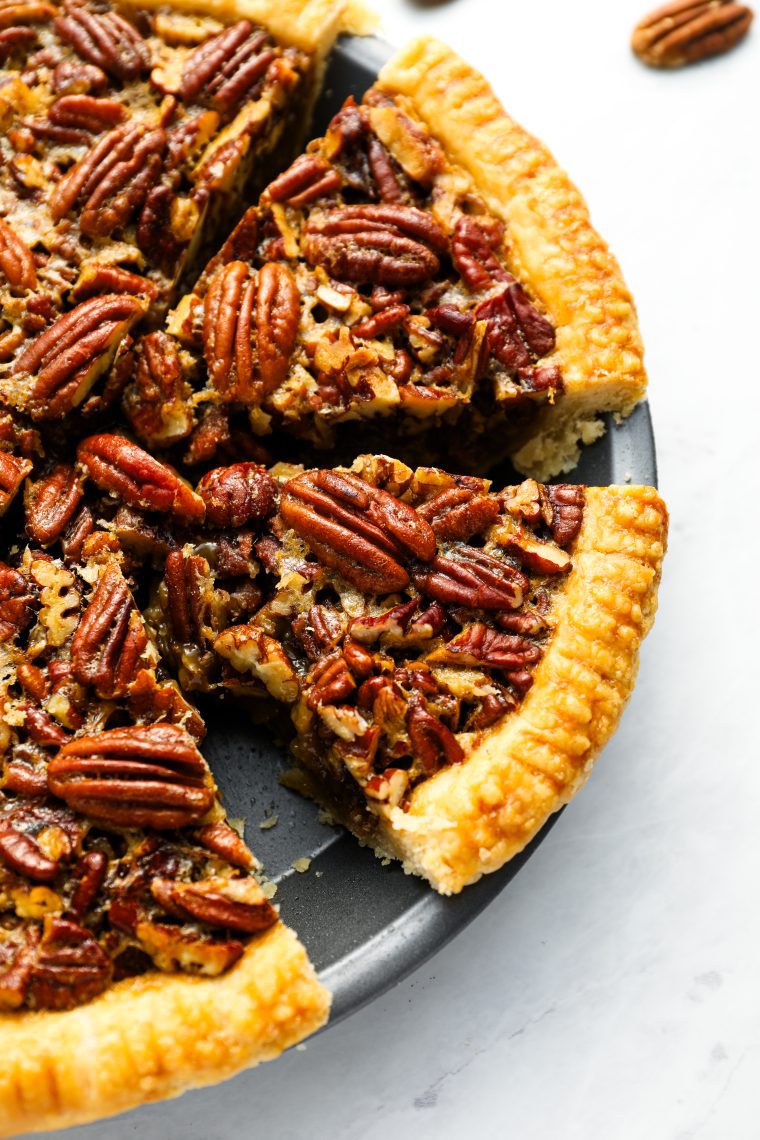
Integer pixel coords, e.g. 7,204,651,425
47,723,215,830
180,20,274,111
0,450,32,514
303,204,448,288
193,821,255,871
416,487,500,542
496,529,572,574
151,876,277,934
196,463,275,528
632,0,753,66
0,563,36,642
540,484,585,547
123,331,193,447
0,217,36,292
24,464,83,545
411,546,529,611
134,918,243,975
214,625,299,702
27,918,112,1011
265,153,342,207
54,2,150,82
11,294,145,419
292,603,345,659
0,824,59,882
71,564,149,698
77,433,205,522
429,622,541,670
306,652,356,708
281,470,436,595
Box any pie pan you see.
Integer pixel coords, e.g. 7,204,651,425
195,32,661,1026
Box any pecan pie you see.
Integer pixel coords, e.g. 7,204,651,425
0,21,668,1140
133,37,647,478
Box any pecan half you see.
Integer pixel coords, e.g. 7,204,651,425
0,2,55,27
71,564,149,698
77,433,205,522
181,20,274,112
407,700,464,775
0,825,59,882
417,487,500,542
540,484,585,547
28,918,112,1011
451,215,508,292
429,623,541,670
123,331,193,447
281,470,436,595
256,261,300,397
0,562,36,642
303,204,448,288
163,550,213,645
47,724,215,829
68,850,108,919
632,0,753,66
50,123,166,239
151,877,277,934
24,464,83,545
266,153,342,207
411,546,529,611
54,2,150,82
0,217,36,291
196,463,275,528
193,821,255,870
203,260,256,401
476,284,556,370
0,450,32,514
11,294,144,419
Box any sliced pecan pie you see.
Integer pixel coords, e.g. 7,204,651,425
130,37,646,478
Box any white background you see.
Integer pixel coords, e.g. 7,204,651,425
46,2,760,1137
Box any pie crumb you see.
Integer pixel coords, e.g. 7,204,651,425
259,814,279,830
291,857,312,873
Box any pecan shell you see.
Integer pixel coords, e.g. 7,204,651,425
47,723,215,830
632,0,753,66
77,433,205,522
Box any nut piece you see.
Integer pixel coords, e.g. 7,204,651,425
47,723,216,830
196,463,276,528
0,450,32,515
214,625,299,702
0,825,59,882
540,484,585,547
0,562,36,643
428,623,542,670
416,487,500,542
256,261,300,398
70,563,149,698
123,331,194,447
24,464,83,545
151,876,277,933
78,433,205,522
281,469,436,595
632,0,753,66
0,217,36,292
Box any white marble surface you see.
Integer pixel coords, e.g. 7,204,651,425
45,3,760,1138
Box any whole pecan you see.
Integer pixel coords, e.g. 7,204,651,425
123,330,193,447
196,463,276,528
51,58,108,94
411,546,529,611
0,450,33,515
540,484,585,547
70,563,149,698
303,204,448,288
163,550,214,645
77,433,205,522
417,487,500,542
11,294,145,419
430,622,542,670
0,562,36,642
632,0,753,66
54,1,150,82
281,469,436,595
0,825,59,882
181,20,274,112
47,723,215,830
50,123,166,239
27,918,112,1011
265,153,342,207
24,464,83,545
151,876,277,934
0,217,36,292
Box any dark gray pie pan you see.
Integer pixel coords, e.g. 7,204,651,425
205,34,659,1027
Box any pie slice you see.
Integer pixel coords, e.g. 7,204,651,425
0,0,354,427
131,36,646,478
0,544,328,1134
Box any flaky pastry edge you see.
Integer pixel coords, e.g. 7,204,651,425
346,485,668,894
0,922,330,1137
378,39,648,480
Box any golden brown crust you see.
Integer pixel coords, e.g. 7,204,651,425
378,39,648,479
366,485,668,893
0,923,329,1137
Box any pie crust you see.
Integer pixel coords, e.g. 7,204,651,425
0,923,328,1137
378,39,648,479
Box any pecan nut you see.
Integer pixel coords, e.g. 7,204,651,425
77,433,205,522
151,877,277,934
0,825,59,882
451,215,508,292
281,469,436,595
407,700,464,775
193,821,255,870
411,546,529,611
27,918,112,1011
203,260,256,401
70,563,149,698
163,550,214,645
0,562,36,642
0,216,36,292
196,463,276,528
265,153,342,207
256,261,300,397
181,20,274,112
11,294,145,419
429,622,542,670
416,487,500,542
123,330,194,447
24,464,84,545
632,0,753,66
47,724,215,829
0,450,33,515
540,484,585,547
476,284,556,370
54,2,150,82
303,204,448,288
213,625,299,702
